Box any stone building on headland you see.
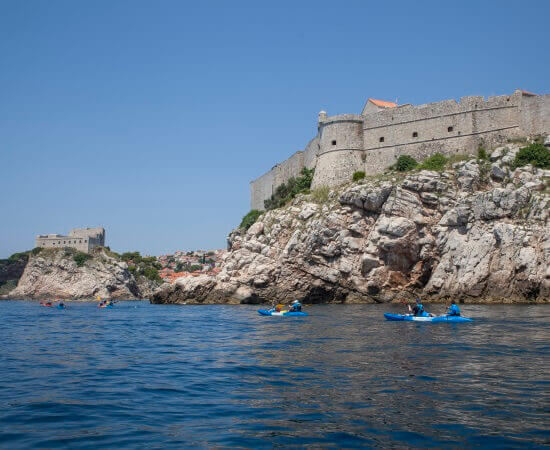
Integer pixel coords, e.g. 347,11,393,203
35,227,105,253
250,89,550,210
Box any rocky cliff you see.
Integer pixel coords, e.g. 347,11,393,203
152,146,549,305
8,248,158,300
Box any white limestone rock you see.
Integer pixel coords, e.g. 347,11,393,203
10,249,152,300
299,203,318,220
152,161,550,305
491,164,507,181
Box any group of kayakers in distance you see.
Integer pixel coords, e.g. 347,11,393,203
407,298,461,317
40,301,65,309
39,299,115,309
39,295,464,320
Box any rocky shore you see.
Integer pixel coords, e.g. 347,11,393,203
5,248,158,301
152,146,550,305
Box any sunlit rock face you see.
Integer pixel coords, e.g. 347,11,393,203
9,249,157,300
152,149,549,305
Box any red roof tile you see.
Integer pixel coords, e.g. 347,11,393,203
368,98,398,108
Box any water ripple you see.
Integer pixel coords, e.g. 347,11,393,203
0,301,548,448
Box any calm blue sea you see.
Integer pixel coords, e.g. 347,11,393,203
0,301,548,448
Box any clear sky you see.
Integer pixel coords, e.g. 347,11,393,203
1,0,549,258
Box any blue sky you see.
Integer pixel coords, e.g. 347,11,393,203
1,0,549,257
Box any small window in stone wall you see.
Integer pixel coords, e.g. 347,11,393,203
412,132,418,138
379,137,385,143
448,126,453,132
331,140,336,146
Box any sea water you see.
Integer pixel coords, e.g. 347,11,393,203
0,301,548,448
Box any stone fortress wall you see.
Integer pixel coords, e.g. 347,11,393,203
36,227,106,253
250,90,550,210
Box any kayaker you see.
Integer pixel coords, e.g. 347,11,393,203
446,300,461,316
288,300,302,312
408,298,427,317
58,302,65,308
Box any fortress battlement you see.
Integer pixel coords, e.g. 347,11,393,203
36,227,106,253
250,89,550,210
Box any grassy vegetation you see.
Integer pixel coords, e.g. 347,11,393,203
264,167,314,210
418,153,447,171
477,146,489,161
101,248,162,283
73,251,91,267
0,251,31,295
310,186,330,204
239,209,262,230
511,143,550,170
0,280,17,295
115,251,162,283
446,153,473,165
352,170,365,181
7,250,31,262
395,155,418,172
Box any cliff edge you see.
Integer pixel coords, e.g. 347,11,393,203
8,248,158,300
152,145,549,305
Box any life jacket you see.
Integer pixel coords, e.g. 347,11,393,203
448,304,460,316
414,303,424,316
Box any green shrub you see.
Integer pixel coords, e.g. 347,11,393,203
419,153,447,171
352,170,365,181
31,247,42,256
477,146,489,161
0,279,17,295
239,209,262,230
73,252,91,267
142,266,162,283
511,143,550,169
121,251,142,263
8,250,31,261
311,186,330,204
395,155,418,172
264,167,314,210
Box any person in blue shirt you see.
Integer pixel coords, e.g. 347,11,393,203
446,300,461,316
408,298,429,317
288,300,302,312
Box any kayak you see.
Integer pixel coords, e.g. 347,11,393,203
56,304,66,310
99,304,113,308
40,302,53,307
384,313,472,322
258,309,308,317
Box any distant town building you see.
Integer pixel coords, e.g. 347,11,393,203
36,227,105,253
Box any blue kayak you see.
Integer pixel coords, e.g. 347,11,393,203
384,313,472,323
258,309,308,317
56,304,66,310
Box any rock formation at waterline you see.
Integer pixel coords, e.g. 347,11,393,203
152,146,550,304
8,248,157,300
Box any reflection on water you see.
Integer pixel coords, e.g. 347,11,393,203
0,301,548,448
